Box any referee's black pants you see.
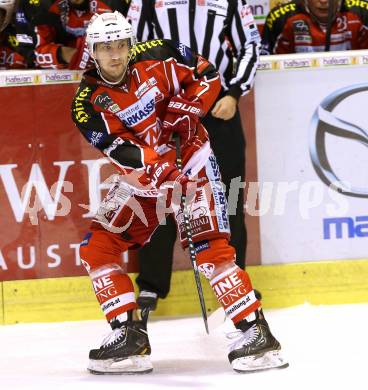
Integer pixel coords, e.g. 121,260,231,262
136,109,247,298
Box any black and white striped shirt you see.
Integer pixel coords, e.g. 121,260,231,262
127,0,260,99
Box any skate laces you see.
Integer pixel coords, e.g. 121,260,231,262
101,327,126,348
226,324,259,351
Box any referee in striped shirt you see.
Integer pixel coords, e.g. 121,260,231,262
127,0,261,309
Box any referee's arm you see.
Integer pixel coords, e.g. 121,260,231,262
226,0,261,100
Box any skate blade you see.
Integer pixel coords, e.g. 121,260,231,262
232,350,289,373
88,355,153,375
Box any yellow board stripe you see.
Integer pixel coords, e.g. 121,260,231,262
0,283,4,324
2,259,368,324
246,259,368,308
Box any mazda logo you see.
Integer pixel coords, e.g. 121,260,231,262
309,83,368,198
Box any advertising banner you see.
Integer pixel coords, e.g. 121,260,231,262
0,82,128,281
255,58,368,263
248,0,270,26
248,0,289,28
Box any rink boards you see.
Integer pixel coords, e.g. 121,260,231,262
1,259,368,324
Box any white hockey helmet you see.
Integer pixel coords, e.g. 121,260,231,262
86,11,135,58
0,0,16,31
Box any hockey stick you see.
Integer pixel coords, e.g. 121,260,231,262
174,135,209,334
324,0,335,51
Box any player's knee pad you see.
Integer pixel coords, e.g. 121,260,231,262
88,263,137,321
195,238,235,270
79,230,128,271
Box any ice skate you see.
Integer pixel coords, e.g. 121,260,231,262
88,318,153,375
227,310,289,373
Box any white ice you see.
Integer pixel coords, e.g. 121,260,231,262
1,303,367,390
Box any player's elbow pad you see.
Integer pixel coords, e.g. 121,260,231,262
104,139,144,169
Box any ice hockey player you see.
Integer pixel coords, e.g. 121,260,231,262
261,0,368,54
71,11,288,374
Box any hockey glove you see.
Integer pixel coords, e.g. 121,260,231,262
162,96,204,145
69,36,92,70
147,160,197,205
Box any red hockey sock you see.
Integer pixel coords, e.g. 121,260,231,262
209,264,261,324
90,264,137,321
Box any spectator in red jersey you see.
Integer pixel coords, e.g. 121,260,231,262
0,0,50,69
261,0,368,54
33,0,130,69
0,0,20,68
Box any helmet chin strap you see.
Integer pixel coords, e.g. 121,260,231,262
93,59,128,86
304,0,340,28
304,1,325,27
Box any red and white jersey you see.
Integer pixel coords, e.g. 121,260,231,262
261,0,368,54
71,39,221,195
275,11,368,53
0,26,28,69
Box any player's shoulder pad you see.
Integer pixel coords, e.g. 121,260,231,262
130,39,196,66
71,77,98,126
265,1,303,30
343,0,368,22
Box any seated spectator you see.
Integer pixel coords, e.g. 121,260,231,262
261,0,368,54
33,0,129,69
0,0,46,69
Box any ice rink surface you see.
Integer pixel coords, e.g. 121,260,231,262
1,303,367,390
